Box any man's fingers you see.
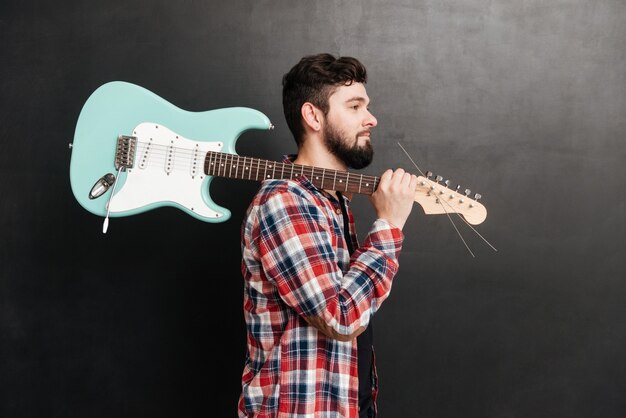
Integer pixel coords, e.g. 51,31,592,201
380,169,393,182
400,172,413,187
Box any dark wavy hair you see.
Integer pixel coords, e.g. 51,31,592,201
282,53,367,146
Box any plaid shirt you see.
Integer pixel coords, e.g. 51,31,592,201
238,157,404,418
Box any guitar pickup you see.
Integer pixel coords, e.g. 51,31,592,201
115,135,137,170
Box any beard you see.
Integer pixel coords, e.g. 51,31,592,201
323,121,374,170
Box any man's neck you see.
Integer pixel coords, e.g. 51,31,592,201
293,137,351,200
293,135,346,171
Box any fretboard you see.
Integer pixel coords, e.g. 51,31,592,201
203,151,379,195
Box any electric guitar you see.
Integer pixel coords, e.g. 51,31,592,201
69,81,487,231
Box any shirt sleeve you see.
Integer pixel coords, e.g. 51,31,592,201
256,190,404,337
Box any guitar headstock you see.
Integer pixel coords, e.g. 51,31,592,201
414,174,487,225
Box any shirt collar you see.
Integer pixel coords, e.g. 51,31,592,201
282,154,348,204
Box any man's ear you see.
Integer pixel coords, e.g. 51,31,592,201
301,102,323,132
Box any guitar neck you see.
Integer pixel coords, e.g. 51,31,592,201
204,151,379,195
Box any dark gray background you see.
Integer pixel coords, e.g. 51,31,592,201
1,1,625,417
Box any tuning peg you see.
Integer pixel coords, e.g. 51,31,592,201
470,193,482,208
455,184,461,193
435,175,443,183
459,188,471,204
439,179,451,195
426,172,436,192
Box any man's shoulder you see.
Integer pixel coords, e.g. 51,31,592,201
253,178,318,204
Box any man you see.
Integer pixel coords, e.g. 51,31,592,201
238,53,418,417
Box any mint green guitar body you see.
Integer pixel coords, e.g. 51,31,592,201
69,81,273,223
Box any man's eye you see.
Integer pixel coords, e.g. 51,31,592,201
352,105,359,110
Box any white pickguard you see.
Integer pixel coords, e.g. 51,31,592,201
109,123,223,218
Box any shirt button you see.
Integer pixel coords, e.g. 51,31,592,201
336,208,342,214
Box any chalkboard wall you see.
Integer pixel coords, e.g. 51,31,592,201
1,1,625,416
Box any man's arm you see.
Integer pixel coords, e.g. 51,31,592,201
256,189,404,340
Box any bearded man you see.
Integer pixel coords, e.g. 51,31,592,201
237,53,418,418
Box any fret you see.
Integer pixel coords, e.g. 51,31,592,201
257,160,267,180
204,152,377,195
204,152,211,176
372,177,378,192
253,157,258,181
228,155,239,178
253,158,258,180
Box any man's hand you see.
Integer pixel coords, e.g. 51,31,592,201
368,168,418,230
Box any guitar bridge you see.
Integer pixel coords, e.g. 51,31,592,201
115,135,137,170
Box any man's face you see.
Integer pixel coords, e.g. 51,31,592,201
322,82,378,169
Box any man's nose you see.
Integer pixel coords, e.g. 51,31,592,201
364,110,377,128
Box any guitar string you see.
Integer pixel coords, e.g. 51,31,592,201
429,185,498,252
128,141,494,254
131,142,379,185
397,141,498,253
132,153,379,186
129,141,492,252
439,201,475,258
395,141,475,257
127,140,492,253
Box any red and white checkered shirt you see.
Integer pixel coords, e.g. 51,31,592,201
238,157,404,418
